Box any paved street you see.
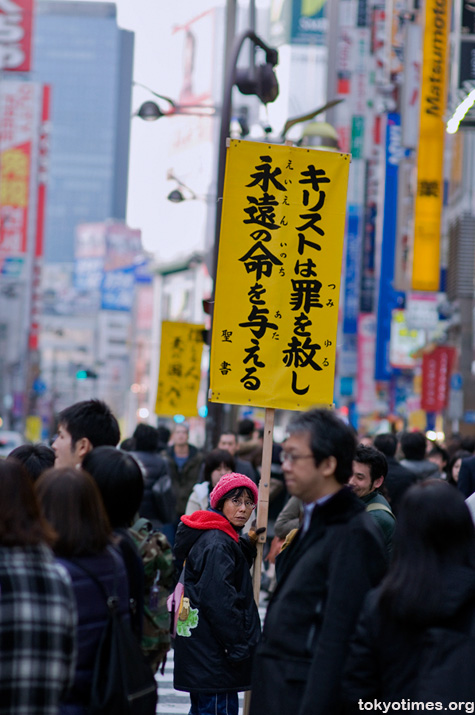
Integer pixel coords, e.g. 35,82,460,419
156,601,268,715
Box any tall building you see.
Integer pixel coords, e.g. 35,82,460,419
31,1,134,262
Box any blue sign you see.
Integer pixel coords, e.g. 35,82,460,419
343,206,362,335
75,257,103,291
291,0,327,45
450,372,463,390
375,114,406,381
101,266,135,312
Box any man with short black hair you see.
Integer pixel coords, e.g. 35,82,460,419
217,431,258,483
399,430,440,480
52,399,120,468
164,423,203,517
249,409,386,715
373,433,417,514
349,444,396,559
130,424,171,530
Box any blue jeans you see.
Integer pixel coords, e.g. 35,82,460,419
189,692,239,715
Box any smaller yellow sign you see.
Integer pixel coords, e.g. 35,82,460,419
155,321,204,417
25,415,42,443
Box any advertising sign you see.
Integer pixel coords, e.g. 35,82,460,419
357,313,381,415
270,0,327,46
101,266,135,312
29,84,50,350
155,321,204,417
412,0,450,291
389,309,426,369
343,159,365,335
210,140,350,410
0,81,42,265
375,114,405,381
0,0,34,72
421,346,456,412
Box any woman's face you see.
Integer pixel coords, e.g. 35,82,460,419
452,458,462,483
210,463,231,487
222,492,256,527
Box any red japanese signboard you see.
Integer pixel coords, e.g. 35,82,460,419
0,0,34,72
421,346,456,413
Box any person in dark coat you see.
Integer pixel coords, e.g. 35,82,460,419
399,430,441,481
249,409,387,715
349,444,396,560
343,479,475,711
217,431,259,483
36,467,131,714
373,433,417,514
82,447,145,642
129,423,171,531
457,453,475,497
164,423,203,519
173,473,261,715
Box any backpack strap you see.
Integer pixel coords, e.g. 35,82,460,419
132,517,151,534
366,502,396,519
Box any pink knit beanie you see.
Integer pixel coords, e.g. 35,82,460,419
209,472,259,509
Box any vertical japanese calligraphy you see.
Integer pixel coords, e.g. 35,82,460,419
155,321,204,417
210,140,350,410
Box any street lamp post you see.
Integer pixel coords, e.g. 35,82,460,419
134,32,279,450
206,30,279,450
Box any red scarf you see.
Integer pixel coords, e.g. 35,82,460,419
180,510,239,542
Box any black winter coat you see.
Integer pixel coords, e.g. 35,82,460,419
132,450,170,527
249,486,387,715
173,510,261,694
342,564,475,711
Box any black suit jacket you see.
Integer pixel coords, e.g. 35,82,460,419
458,455,475,498
249,486,387,715
383,457,417,515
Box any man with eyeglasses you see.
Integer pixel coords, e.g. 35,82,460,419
249,408,387,715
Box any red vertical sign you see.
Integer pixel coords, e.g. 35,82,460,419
0,0,34,72
421,346,456,412
29,84,50,350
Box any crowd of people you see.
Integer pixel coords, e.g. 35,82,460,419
2,398,475,714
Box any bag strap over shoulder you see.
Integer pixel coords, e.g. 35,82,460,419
366,502,396,519
71,546,120,611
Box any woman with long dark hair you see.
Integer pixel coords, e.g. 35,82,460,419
343,479,475,709
36,467,132,714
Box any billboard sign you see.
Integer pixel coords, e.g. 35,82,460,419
375,114,405,381
0,81,42,266
0,0,34,72
210,140,350,410
412,0,450,291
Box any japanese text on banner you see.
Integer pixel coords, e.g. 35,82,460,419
210,140,350,411
155,321,204,417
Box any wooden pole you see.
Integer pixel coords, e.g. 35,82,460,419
243,407,275,715
252,407,275,602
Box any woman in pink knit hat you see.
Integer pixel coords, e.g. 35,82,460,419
172,472,261,715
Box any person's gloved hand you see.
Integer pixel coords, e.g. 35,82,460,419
248,526,266,544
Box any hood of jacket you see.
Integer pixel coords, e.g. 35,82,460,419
400,458,440,480
174,509,239,563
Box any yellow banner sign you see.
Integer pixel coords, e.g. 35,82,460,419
210,140,350,410
155,321,204,417
412,0,450,291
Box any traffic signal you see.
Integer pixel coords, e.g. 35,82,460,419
76,368,98,380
